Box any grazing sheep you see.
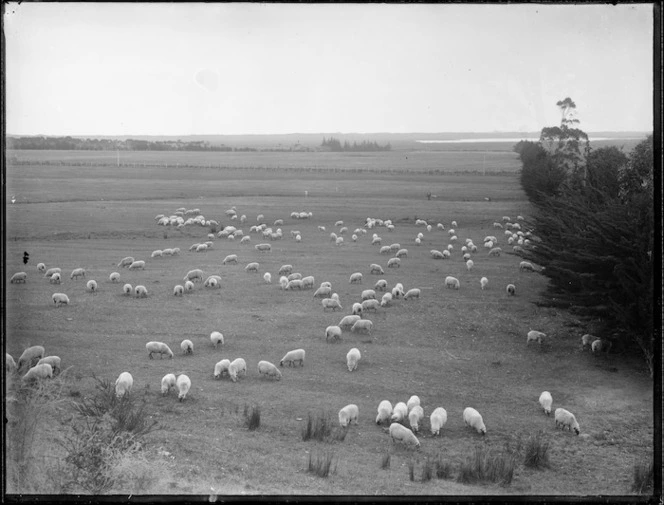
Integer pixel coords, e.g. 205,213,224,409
161,373,177,395
17,346,46,372
391,402,408,422
222,254,238,265
408,405,424,433
380,245,391,255
37,263,46,273
430,407,448,436
115,372,133,398
320,281,332,289
151,250,163,258
123,283,133,295
255,243,272,253
52,293,70,307
287,273,303,281
44,267,62,279
370,264,385,275
301,276,315,289
279,276,289,290
361,289,376,301
389,423,420,449
287,279,304,290
403,288,421,300
396,248,408,258
581,334,596,350
527,330,547,345
430,249,445,260
322,298,343,312
407,395,421,412
380,292,393,307
480,277,489,290
520,261,536,272
258,360,282,380
506,284,516,296
214,359,231,379
376,400,393,425
36,356,61,374
361,299,380,312
387,258,401,269
351,302,363,316
146,341,173,359
349,272,363,284
488,247,502,257
210,331,224,348
346,348,361,371
183,280,194,293
555,408,580,435
180,339,194,355
463,407,487,435
49,273,62,284
371,236,381,245
10,272,27,284
313,286,332,298
229,358,247,382
6,353,18,373
263,272,272,284
335,236,344,246
134,285,148,298
22,363,53,383
326,325,343,342
109,272,121,283
445,276,460,290
591,339,612,354
539,391,553,416
351,319,373,335
176,374,191,401
245,262,260,273
184,269,204,283
70,268,86,280
338,404,359,427
466,259,474,272
204,276,221,289
374,279,388,292
86,280,98,292
128,261,145,271
195,244,208,253
118,257,134,268
278,264,293,276
338,315,361,330
280,349,305,367
173,284,185,296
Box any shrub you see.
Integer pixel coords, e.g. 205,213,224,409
523,431,550,469
244,404,261,431
421,458,434,482
631,458,653,494
456,445,517,487
434,455,453,480
307,450,336,478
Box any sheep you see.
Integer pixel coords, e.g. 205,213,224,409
430,407,448,436
210,331,224,348
351,302,363,316
280,349,305,367
390,402,408,422
118,257,134,268
488,247,502,257
361,299,380,312
184,269,204,283
204,276,222,289
145,341,173,360
351,319,373,335
122,283,133,295
346,348,361,371
403,288,421,300
6,353,18,373
229,358,247,382
86,280,98,292
371,236,382,245
223,254,238,265
338,315,361,331
349,272,363,284
408,405,424,433
380,292,393,307
322,298,343,312
591,339,612,354
22,363,53,383
539,391,553,416
581,334,596,350
287,273,303,281
128,260,146,271
380,245,391,255
415,237,422,246
493,222,503,229
376,400,393,425
387,257,401,269
278,264,293,276
506,284,516,296
445,276,460,290
172,284,185,296
70,268,86,280
10,272,27,283
527,330,547,345
37,263,46,273
240,236,251,244
463,407,487,435
396,248,408,258
261,272,272,284
176,374,191,401
134,285,148,298
335,236,344,246
160,373,177,395
151,250,163,259
338,404,359,427
49,273,62,284
301,276,315,289
430,249,445,259
325,325,343,342
313,286,332,298
374,279,388,292
320,281,332,289
389,423,420,449
182,280,194,293
361,289,376,301
180,339,194,355
465,259,475,272
17,346,46,372
109,272,121,283
196,244,208,253
480,277,489,290
287,279,304,290
115,372,133,398
554,408,580,435
213,359,231,379
406,395,420,413
255,243,272,253
36,355,61,374
258,360,282,380
370,264,385,275
520,261,536,272
52,293,70,307
277,276,288,290
245,262,260,273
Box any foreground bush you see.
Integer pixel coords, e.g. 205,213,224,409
301,411,347,443
456,445,517,487
523,431,550,469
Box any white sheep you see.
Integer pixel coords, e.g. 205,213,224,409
445,276,460,290
115,372,133,398
370,264,385,274
463,407,487,435
280,349,305,367
161,373,177,395
37,263,46,272
554,408,580,435
118,257,134,268
173,285,184,296
506,284,516,296
349,272,363,284
86,280,98,292
176,374,191,401
109,272,121,283
489,247,502,257
184,269,204,283
204,277,220,289
229,358,247,382
520,261,536,272
346,348,361,371
396,248,408,258
23,363,53,382
279,276,289,290
539,391,553,415
527,330,547,345
52,293,70,307
214,359,231,379
128,260,146,271
480,277,489,290
322,298,343,312
70,268,86,280
245,262,260,273
181,339,194,355
6,353,18,373
196,244,208,253
134,285,148,298
591,339,612,354
326,325,343,342
407,395,421,412
430,407,448,436
389,423,420,449
338,404,359,427
17,346,46,372
581,334,596,349
287,273,303,281
361,289,376,301
313,286,332,298
210,331,224,348
408,405,424,433
380,245,391,255
222,254,238,265
391,283,405,299
123,284,133,295
183,280,194,293
44,267,62,278
387,258,401,269
258,360,282,380
36,356,61,374
403,288,421,300
255,243,272,253
49,273,62,284
301,276,315,289
466,259,474,272
287,279,304,290
278,264,293,276
145,341,173,359
338,315,361,331
380,292,393,307
361,299,380,312
430,249,445,260
151,250,163,258
10,272,27,283
374,279,388,291
320,281,332,289
263,272,272,284
376,400,393,425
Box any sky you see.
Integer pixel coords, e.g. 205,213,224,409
3,3,654,136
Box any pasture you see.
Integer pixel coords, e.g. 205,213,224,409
5,150,652,496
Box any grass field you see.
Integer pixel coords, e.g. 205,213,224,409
4,150,653,496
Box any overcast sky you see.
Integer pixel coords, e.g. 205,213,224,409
4,3,654,136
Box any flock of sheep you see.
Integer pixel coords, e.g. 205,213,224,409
9,205,592,458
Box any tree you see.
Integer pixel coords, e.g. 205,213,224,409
584,146,628,201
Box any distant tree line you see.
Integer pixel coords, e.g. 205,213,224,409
321,137,391,152
514,98,654,377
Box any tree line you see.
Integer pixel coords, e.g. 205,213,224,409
514,98,655,376
321,137,391,152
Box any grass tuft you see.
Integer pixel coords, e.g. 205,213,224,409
421,458,434,482
244,404,261,431
523,431,550,469
630,458,653,494
408,459,415,481
434,454,453,479
307,450,336,478
380,453,391,470
456,445,517,487
301,411,346,443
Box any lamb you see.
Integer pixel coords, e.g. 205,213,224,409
430,407,448,436
403,288,421,300
322,298,343,311
445,276,460,290
10,272,27,283
338,315,361,330
387,258,401,269
527,330,547,345
134,285,148,298
346,348,361,371
6,353,17,373
396,248,408,258
17,346,46,372
70,268,86,280
22,363,53,382
278,264,293,276
520,261,536,272
361,289,376,300
128,260,146,270
37,263,46,273
280,349,305,367
222,254,238,265
351,319,373,334
161,373,177,395
463,407,487,435
241,236,251,244
176,374,191,401
554,408,580,434
86,280,98,292
49,273,61,284
391,402,408,422
539,391,553,416
115,372,133,398
245,262,260,273
210,331,224,348
376,400,393,425
338,404,359,427
374,279,388,291
326,325,343,342
173,284,184,296
37,356,61,374
480,277,489,290
109,272,121,283
380,293,393,307
52,293,70,307
229,358,247,382
263,272,272,284
118,257,134,268
123,284,133,295
351,302,363,316
320,281,332,289
389,423,420,449
361,299,380,312
370,264,385,275
371,236,381,245
408,405,424,433
506,284,516,296
214,359,231,379
313,286,332,298
257,360,282,380
181,339,194,355
349,272,363,284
